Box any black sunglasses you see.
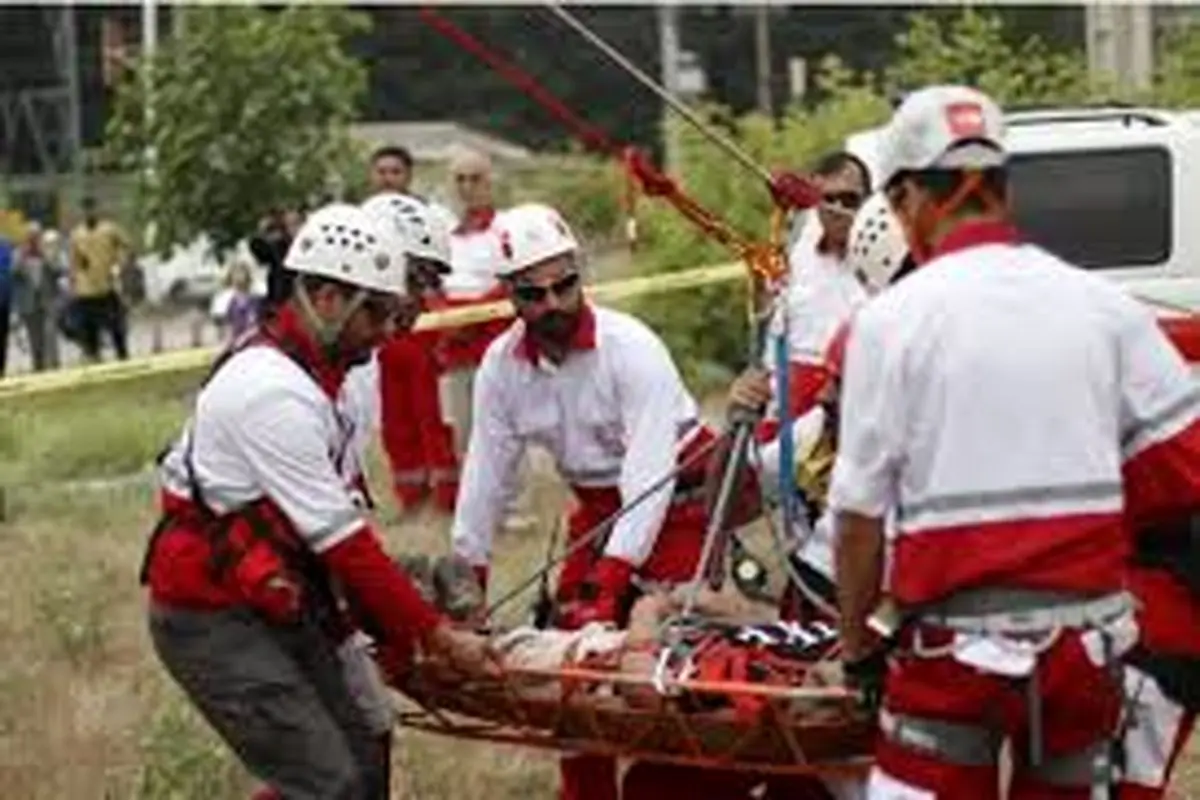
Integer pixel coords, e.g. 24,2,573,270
822,191,865,211
511,272,581,304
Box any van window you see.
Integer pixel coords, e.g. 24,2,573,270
1008,146,1172,269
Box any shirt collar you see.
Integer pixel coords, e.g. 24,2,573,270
816,233,847,260
929,219,1021,261
515,303,597,366
264,304,350,399
453,207,496,235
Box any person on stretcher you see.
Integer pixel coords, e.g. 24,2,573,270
391,552,843,704
390,554,866,800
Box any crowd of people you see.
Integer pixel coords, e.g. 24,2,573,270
136,83,1200,800
0,195,135,378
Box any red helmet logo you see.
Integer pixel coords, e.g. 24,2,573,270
945,101,985,139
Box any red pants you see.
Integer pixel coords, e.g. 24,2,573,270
378,331,459,512
557,432,715,800
871,626,1123,798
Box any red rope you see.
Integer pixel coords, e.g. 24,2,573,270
416,6,785,281
418,8,618,158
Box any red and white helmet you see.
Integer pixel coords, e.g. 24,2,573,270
492,203,580,279
845,192,910,294
360,192,453,270
285,202,408,296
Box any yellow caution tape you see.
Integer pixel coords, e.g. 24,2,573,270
0,260,747,404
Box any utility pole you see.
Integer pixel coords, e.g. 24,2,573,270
658,2,681,173
61,4,82,214
142,0,163,346
754,4,772,117
1085,3,1155,96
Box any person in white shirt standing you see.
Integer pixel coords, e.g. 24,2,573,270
140,203,495,800
451,202,718,800
829,85,1200,799
437,147,514,459
761,152,872,434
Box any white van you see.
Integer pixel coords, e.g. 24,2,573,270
846,106,1200,314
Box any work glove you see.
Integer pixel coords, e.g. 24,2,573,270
769,170,822,212
557,556,634,629
843,648,889,714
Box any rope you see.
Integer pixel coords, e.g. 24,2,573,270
416,6,786,286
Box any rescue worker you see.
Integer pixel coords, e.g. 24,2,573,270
731,192,913,624
369,144,415,194
141,202,495,800
439,148,513,458
358,192,461,514
761,151,872,435
828,85,1200,798
451,202,717,800
360,146,462,514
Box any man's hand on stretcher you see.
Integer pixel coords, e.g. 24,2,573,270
423,621,502,680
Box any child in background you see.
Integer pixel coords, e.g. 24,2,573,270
218,260,261,342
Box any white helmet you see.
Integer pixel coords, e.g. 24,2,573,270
878,85,1007,189
846,192,910,294
493,203,580,279
285,202,408,296
360,192,452,270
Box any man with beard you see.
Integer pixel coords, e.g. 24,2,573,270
140,202,496,800
451,202,718,800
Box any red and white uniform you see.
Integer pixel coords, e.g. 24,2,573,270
759,226,865,439
441,207,512,370
1118,315,1200,800
830,219,1200,798
375,332,460,510
358,191,463,513
452,304,712,594
146,309,440,653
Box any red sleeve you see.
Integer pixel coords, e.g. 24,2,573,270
321,527,442,647
1120,310,1200,526
1124,418,1200,527
1159,317,1200,364
785,362,832,420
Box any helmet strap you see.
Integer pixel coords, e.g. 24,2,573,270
909,171,999,264
295,282,367,359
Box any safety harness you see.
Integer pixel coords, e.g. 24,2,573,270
139,323,357,640
881,588,1135,796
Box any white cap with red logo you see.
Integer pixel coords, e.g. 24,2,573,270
878,85,1007,188
492,203,581,279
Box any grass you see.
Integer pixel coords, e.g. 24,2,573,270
2,379,1198,798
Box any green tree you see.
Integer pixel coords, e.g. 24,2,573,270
1153,22,1200,108
628,57,890,386
104,5,370,255
885,8,1093,106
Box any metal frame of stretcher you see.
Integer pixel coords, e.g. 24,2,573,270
394,658,875,778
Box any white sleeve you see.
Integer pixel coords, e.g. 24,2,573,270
450,358,525,567
236,390,367,554
1116,301,1200,460
604,334,689,566
827,310,904,517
